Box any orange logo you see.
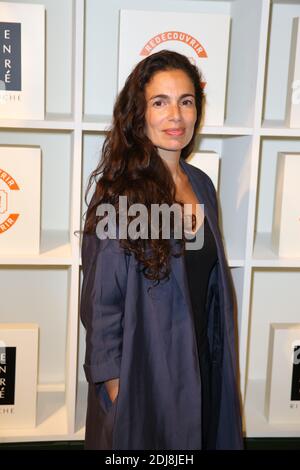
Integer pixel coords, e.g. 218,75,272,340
140,31,207,89
0,168,20,234
140,31,208,58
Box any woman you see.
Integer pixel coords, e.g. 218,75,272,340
80,50,243,450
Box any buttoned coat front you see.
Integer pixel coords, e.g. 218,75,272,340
80,158,244,450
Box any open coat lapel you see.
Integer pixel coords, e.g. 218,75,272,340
170,158,220,308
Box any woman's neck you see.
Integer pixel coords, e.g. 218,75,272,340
159,152,185,185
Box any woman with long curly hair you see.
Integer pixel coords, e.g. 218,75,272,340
80,49,243,450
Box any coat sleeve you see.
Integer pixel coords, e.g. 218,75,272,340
80,233,129,384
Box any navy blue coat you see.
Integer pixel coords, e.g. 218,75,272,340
80,158,244,450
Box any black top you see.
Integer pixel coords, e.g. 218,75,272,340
184,216,218,357
184,216,218,449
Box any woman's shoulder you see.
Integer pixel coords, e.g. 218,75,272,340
180,159,219,219
82,229,126,255
181,158,216,193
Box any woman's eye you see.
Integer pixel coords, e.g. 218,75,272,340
181,99,193,106
153,100,164,107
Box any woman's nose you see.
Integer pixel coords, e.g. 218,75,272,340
168,103,182,121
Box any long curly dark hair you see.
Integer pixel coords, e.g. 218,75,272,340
83,50,204,283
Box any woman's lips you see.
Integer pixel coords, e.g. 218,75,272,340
164,128,185,136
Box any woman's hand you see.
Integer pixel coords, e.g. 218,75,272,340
104,378,119,403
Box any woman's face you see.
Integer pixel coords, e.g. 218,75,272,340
144,69,197,159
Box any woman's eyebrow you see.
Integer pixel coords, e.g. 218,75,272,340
148,94,169,101
148,93,195,100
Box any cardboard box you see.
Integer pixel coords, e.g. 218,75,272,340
285,17,300,128
0,145,41,255
0,323,39,428
0,2,45,120
265,323,300,423
118,10,230,126
271,152,300,257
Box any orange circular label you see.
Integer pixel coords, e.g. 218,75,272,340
0,168,20,234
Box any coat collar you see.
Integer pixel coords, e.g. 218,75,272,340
179,158,215,234
179,158,220,256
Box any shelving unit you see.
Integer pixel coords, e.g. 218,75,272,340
0,0,299,443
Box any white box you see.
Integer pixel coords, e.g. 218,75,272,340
118,10,230,127
0,2,45,120
186,151,219,191
0,323,39,429
0,145,41,255
271,152,300,257
285,17,300,128
265,323,300,423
